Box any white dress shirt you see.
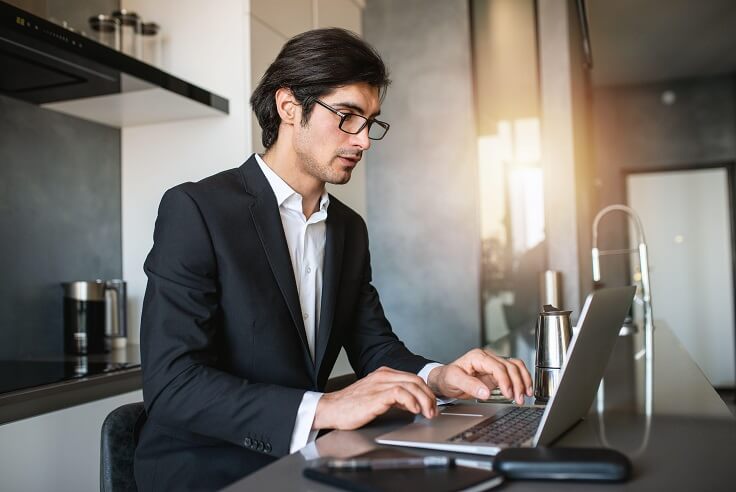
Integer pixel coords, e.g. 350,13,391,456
254,154,442,453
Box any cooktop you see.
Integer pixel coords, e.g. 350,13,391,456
0,360,139,394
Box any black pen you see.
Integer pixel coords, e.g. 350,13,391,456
326,455,453,470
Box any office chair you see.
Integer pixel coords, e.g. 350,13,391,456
96,374,355,490
100,402,146,492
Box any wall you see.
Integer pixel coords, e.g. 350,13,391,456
0,389,143,492
0,95,121,359
362,0,481,362
121,0,250,345
591,75,736,286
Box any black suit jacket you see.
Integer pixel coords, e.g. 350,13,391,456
134,155,432,491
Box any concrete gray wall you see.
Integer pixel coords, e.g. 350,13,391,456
0,95,121,359
362,0,481,363
591,75,736,285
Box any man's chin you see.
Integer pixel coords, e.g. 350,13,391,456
328,176,351,185
326,169,352,185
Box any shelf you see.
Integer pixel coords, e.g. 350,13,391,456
0,1,229,127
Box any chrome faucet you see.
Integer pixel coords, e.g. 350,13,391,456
591,204,654,427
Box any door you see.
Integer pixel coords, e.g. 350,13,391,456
627,167,736,387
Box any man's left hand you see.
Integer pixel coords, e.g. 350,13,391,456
427,349,533,405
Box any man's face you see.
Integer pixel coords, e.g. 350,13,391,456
293,82,381,185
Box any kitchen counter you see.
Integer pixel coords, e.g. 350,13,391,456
224,325,735,491
0,345,141,425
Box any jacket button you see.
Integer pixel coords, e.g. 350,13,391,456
257,441,264,452
243,437,252,447
265,443,272,453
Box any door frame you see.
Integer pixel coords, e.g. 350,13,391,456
623,161,736,391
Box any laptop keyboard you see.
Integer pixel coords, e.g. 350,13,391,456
448,406,544,446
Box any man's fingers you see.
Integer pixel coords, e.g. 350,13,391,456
500,358,526,404
444,366,491,400
381,386,423,415
478,374,498,395
400,382,437,418
375,381,436,418
508,358,534,396
369,367,436,402
469,353,513,399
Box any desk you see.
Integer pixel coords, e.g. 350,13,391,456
224,326,735,491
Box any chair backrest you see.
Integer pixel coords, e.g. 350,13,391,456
100,402,146,492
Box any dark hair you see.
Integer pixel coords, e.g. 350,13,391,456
250,28,391,149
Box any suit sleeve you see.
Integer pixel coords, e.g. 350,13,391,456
140,186,305,457
343,218,435,378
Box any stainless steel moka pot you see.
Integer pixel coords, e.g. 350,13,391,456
534,304,573,401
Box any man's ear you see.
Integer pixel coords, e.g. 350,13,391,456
274,87,299,126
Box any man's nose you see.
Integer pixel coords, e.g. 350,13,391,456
350,125,371,151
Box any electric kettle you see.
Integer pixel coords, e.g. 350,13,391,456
62,280,127,355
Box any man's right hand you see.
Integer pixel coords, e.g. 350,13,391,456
312,366,438,431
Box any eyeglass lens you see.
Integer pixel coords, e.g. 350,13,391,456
340,114,388,139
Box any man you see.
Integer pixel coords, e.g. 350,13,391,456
134,28,532,491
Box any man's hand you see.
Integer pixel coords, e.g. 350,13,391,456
427,349,533,405
313,366,438,431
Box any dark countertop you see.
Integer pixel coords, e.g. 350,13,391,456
223,325,736,491
0,345,141,425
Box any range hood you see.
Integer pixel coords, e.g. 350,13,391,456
0,1,228,127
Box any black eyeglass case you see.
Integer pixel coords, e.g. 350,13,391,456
492,447,632,482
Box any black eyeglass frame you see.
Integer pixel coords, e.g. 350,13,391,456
312,99,390,140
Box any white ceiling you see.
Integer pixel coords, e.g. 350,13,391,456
586,0,736,86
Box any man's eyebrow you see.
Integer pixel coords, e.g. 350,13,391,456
332,101,381,118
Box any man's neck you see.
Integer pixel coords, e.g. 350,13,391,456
261,148,325,218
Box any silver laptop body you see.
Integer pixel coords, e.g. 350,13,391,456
375,286,636,455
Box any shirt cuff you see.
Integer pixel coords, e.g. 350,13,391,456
289,391,323,454
417,362,444,384
417,362,456,405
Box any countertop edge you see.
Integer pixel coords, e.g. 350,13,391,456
0,367,142,426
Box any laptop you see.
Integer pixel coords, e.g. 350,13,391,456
376,286,636,456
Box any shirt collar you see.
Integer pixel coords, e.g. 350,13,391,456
254,153,330,214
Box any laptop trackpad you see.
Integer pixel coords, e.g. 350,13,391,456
377,405,509,443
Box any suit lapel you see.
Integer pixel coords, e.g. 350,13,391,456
315,203,345,377
240,157,314,376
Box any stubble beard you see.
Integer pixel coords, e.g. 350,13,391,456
295,143,353,186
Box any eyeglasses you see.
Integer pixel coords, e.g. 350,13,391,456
313,99,390,140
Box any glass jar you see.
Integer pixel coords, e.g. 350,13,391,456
88,15,120,51
140,22,162,67
111,9,141,57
